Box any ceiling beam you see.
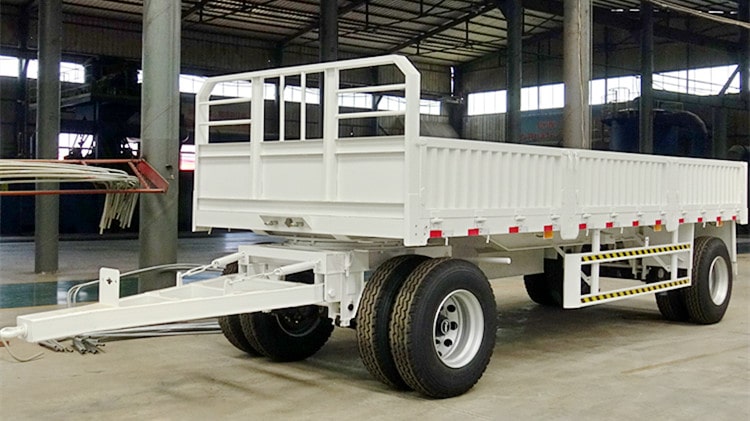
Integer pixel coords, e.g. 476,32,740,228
387,1,497,53
19,0,37,9
522,0,738,55
280,0,369,46
182,0,211,21
183,1,266,29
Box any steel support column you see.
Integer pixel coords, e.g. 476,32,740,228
639,1,654,154
740,0,749,96
500,0,523,144
318,0,339,138
139,0,181,291
740,0,750,149
34,0,62,273
12,5,30,159
447,66,465,137
712,107,727,159
319,0,339,62
562,0,591,149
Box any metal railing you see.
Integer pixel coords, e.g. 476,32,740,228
194,54,421,146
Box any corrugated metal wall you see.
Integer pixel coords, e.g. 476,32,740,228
0,78,18,158
463,114,504,142
461,24,737,95
3,3,743,154
62,14,276,73
458,22,741,143
378,61,450,97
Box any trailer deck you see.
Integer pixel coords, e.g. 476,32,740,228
192,55,747,247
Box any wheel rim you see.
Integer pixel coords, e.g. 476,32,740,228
432,289,484,369
708,256,729,305
274,305,322,337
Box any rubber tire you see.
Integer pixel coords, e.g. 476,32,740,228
655,290,690,322
523,257,586,307
684,237,733,324
219,314,260,355
217,262,261,355
240,270,334,362
523,272,558,306
357,254,429,390
389,258,497,398
648,267,690,322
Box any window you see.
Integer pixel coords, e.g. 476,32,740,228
0,55,85,83
378,95,406,111
0,55,18,77
470,77,646,114
653,70,687,94
467,90,506,115
60,62,85,83
606,75,641,102
210,79,253,98
57,134,142,160
57,133,94,159
521,86,538,111
377,95,441,115
654,65,739,96
283,85,320,104
420,99,441,115
538,83,565,109
139,70,277,99
589,79,607,105
212,80,276,99
468,64,740,114
339,92,372,109
179,74,205,94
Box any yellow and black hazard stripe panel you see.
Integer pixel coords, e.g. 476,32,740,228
582,243,690,262
581,278,690,304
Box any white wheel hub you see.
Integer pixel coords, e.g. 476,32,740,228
432,289,485,368
708,256,729,306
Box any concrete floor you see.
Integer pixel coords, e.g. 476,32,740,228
0,232,267,285
0,237,748,419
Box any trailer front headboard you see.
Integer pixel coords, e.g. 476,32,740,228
192,55,424,243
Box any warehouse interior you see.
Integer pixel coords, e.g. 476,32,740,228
1,0,749,417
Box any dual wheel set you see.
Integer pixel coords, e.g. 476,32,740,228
218,236,733,398
654,237,733,324
218,256,497,398
523,236,733,325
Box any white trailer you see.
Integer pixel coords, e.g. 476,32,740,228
2,55,747,398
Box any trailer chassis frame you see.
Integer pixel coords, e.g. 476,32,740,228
1,243,450,343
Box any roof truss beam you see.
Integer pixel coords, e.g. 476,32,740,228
522,0,738,55
387,1,497,53
182,0,211,21
280,0,369,46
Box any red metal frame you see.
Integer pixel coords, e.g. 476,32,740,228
0,159,169,196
